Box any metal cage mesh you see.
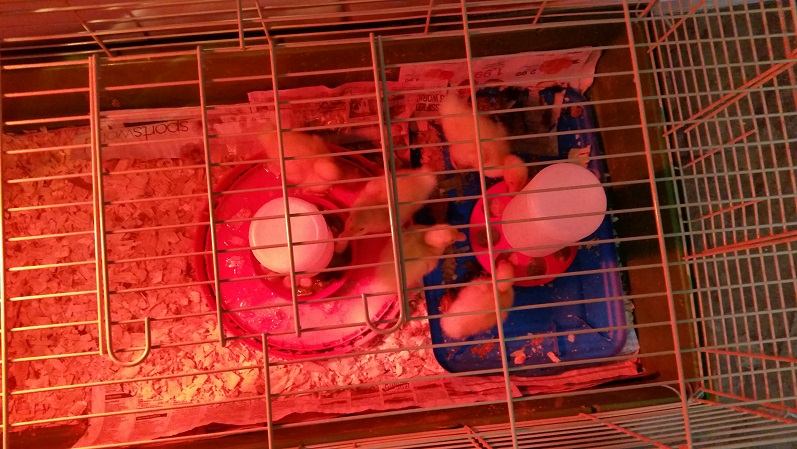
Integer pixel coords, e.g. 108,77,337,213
642,0,797,426
0,1,795,448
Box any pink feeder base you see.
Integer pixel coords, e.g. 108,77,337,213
469,182,577,287
193,150,397,359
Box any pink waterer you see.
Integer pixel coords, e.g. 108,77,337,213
193,147,398,359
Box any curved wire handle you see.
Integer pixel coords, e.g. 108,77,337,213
364,33,409,335
361,293,406,335
103,317,153,367
89,55,154,367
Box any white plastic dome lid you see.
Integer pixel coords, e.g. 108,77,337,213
501,163,607,257
249,197,334,274
525,163,606,242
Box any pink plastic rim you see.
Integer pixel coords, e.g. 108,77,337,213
469,182,577,287
191,149,398,358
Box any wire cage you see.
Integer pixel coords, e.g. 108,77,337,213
0,1,795,448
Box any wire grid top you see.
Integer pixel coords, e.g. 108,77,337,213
0,0,654,62
5,2,789,447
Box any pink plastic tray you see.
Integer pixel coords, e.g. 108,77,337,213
193,150,398,359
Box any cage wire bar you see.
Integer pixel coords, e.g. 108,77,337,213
0,1,656,62
458,1,521,446
0,0,795,448
364,31,411,335
622,2,694,446
196,46,231,349
0,40,9,449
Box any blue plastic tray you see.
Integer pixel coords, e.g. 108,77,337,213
417,86,627,376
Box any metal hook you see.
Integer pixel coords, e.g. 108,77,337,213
367,33,410,335
264,35,303,338
261,334,275,449
90,55,154,367
103,317,153,367
361,293,405,335
195,46,228,348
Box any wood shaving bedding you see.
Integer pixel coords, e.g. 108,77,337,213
2,130,444,430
